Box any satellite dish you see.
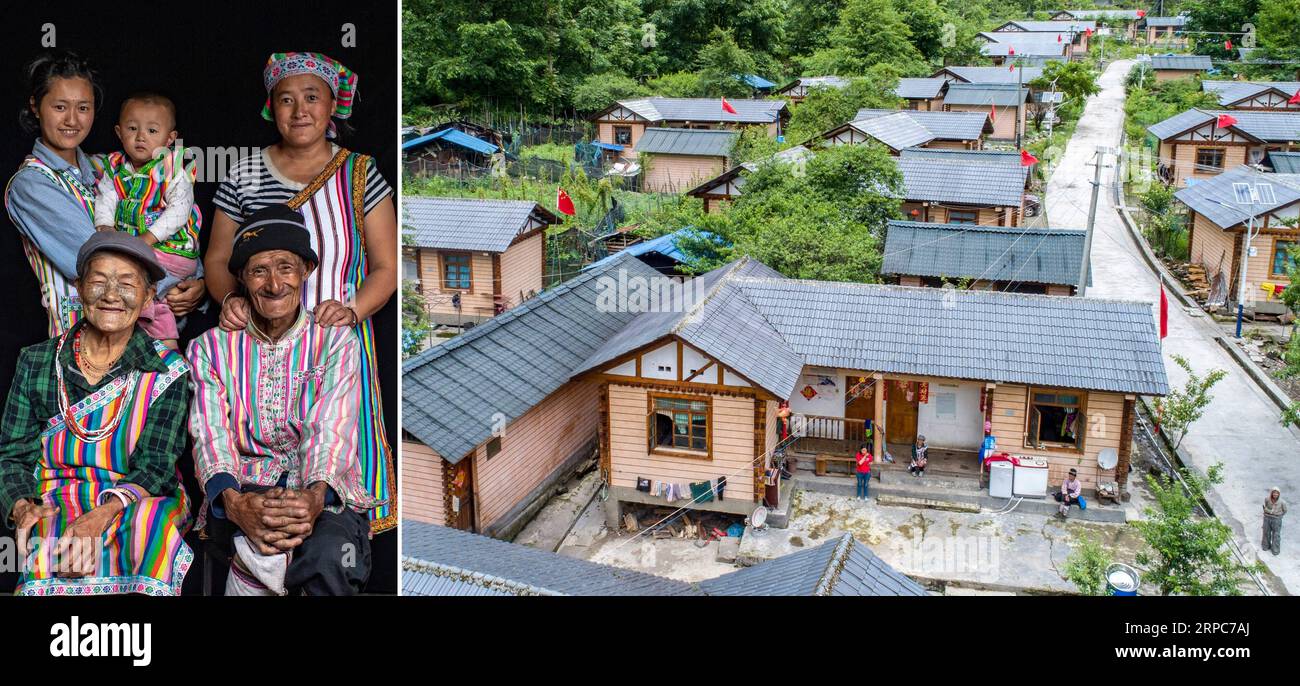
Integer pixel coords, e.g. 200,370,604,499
1098,447,1119,470
751,505,769,530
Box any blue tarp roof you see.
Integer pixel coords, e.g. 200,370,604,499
585,228,726,271
742,74,776,89
592,141,624,151
402,128,499,155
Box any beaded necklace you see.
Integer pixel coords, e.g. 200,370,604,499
54,328,140,442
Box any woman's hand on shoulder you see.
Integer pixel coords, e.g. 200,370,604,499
313,299,357,328
219,294,250,331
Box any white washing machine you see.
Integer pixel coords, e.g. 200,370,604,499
1013,456,1050,497
989,461,1014,498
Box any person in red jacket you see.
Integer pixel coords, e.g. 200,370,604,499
854,444,874,500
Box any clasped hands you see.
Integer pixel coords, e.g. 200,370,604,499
222,483,327,556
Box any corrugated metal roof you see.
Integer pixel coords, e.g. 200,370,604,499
742,74,776,89
1144,16,1188,28
402,128,499,155
1148,108,1300,142
1150,55,1212,71
882,220,1089,287
699,534,929,596
402,197,558,252
943,83,1029,107
937,66,1045,84
576,256,1168,398
849,113,936,150
402,522,702,596
1266,151,1300,173
1174,165,1300,229
401,252,664,462
895,78,947,99
617,97,786,124
584,228,727,272
853,109,992,140
634,127,738,157
899,148,1022,165
897,157,1028,206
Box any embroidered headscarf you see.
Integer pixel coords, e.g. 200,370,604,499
260,52,358,139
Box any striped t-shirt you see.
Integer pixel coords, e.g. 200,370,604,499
213,146,392,221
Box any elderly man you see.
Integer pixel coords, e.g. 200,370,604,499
1263,487,1286,556
188,205,379,596
0,233,192,595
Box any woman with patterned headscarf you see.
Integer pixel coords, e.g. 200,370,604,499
203,52,398,534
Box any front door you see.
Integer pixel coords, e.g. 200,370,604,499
444,457,476,532
886,380,919,446
844,376,876,445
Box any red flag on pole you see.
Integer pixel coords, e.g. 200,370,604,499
1010,64,1016,72
1086,27,1093,37
1225,39,1234,51
989,104,997,122
1020,149,1038,166
556,188,576,216
1008,46,1016,55
1217,113,1239,128
1137,10,1146,18
1057,34,1063,43
721,97,737,115
1288,90,1300,105
1159,283,1169,339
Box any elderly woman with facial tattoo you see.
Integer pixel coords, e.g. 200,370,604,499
0,233,193,595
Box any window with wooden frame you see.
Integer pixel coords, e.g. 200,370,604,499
485,437,502,460
948,209,978,224
1271,240,1297,277
441,252,472,290
1025,389,1085,451
647,394,711,457
613,126,632,145
1195,147,1225,172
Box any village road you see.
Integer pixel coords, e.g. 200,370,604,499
1046,59,1299,594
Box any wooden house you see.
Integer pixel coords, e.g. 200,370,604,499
1175,165,1300,310
882,220,1088,295
933,66,1044,86
402,196,558,326
774,76,851,104
990,20,1094,53
634,128,738,194
1149,54,1212,82
830,108,992,151
1147,109,1300,187
591,97,789,154
940,83,1028,141
895,78,948,111
979,33,1074,64
1202,81,1300,112
1051,9,1143,40
685,145,814,214
1140,16,1188,47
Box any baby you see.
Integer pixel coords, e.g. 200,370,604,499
93,92,201,348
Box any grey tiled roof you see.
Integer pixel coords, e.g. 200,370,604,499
617,97,786,124
1202,80,1300,106
899,148,1022,165
897,157,1028,206
402,521,701,596
943,83,1029,107
982,41,1069,58
1143,16,1188,28
1266,151,1300,173
401,252,664,462
936,66,1044,84
1150,55,1212,71
1148,108,1300,142
578,257,1168,398
699,534,929,596
402,557,538,596
402,197,558,252
849,113,936,150
1174,165,1300,229
1058,9,1144,20
634,127,738,157
778,76,851,93
895,78,947,99
853,109,992,140
1000,20,1095,32
882,220,1090,287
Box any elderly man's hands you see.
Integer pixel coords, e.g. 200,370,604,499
224,484,326,555
313,299,357,328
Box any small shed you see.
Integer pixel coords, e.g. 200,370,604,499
882,220,1089,295
1150,54,1213,82
634,127,739,193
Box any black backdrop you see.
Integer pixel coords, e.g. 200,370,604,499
0,1,399,593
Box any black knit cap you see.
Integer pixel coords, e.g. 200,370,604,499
228,204,319,275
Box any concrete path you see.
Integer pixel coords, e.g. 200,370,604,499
1045,59,1299,594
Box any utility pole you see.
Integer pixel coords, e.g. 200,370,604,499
1015,56,1024,149
1078,147,1109,297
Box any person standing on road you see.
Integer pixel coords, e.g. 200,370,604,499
1263,487,1286,556
854,444,873,500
